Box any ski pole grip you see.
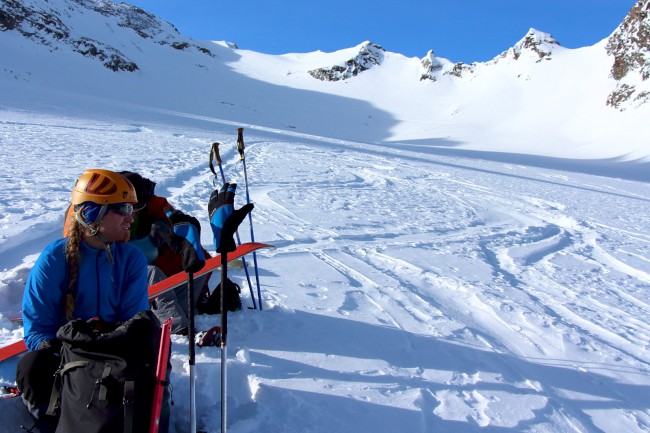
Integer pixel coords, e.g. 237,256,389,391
237,128,245,160
209,142,222,177
212,142,222,164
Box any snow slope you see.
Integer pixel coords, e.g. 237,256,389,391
1,107,649,433
1,1,650,432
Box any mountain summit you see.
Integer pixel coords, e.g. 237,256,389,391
308,42,385,81
495,28,562,63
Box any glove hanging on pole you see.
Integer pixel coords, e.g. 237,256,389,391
208,183,254,253
208,183,253,433
208,139,258,310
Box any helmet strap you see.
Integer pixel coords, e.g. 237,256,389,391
74,204,108,235
102,240,115,265
74,205,115,265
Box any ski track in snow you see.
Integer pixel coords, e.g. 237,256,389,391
1,112,650,432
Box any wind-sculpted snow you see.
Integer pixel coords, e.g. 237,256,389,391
1,111,649,432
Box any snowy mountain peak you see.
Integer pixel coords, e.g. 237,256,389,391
419,50,471,81
420,50,445,81
494,28,561,63
606,0,650,110
0,0,214,72
308,41,385,81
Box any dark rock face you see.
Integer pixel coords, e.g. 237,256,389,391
606,0,650,109
495,29,561,64
0,0,214,73
309,42,385,81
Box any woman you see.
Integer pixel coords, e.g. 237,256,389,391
16,169,150,426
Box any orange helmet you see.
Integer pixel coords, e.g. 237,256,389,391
71,169,138,206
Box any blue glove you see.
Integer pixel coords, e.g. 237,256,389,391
166,210,206,273
208,183,253,253
209,183,235,251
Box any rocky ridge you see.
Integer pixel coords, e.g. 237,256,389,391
0,0,214,72
606,0,650,109
308,42,385,81
495,28,561,63
1,0,648,111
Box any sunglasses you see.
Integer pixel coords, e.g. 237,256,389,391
107,203,134,216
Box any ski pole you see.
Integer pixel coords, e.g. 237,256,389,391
210,142,258,310
187,272,197,433
220,249,229,433
236,128,263,310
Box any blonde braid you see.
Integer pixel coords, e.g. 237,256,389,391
64,217,84,320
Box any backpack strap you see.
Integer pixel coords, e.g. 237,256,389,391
123,380,135,433
45,361,91,416
61,360,90,375
46,370,62,417
95,365,112,407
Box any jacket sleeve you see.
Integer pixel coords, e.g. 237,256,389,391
118,245,150,321
22,242,68,351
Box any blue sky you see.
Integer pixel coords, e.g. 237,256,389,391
126,0,637,63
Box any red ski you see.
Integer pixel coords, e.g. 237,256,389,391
0,340,26,364
0,242,274,363
148,242,273,298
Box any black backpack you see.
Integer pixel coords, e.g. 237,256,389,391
197,277,242,314
46,310,161,433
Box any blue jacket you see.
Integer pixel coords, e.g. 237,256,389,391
22,238,149,351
